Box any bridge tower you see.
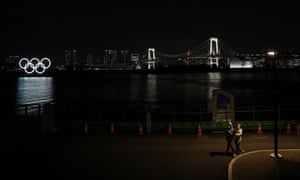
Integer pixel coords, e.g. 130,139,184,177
147,48,156,70
208,37,220,68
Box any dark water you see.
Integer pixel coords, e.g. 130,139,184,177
2,71,300,115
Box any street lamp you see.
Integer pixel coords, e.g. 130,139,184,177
267,50,282,159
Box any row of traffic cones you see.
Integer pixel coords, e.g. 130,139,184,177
85,121,295,135
83,122,204,136
108,123,203,136
257,122,294,135
167,124,203,136
84,122,143,135
84,121,117,135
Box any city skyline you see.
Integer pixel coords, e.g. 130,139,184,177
1,2,300,63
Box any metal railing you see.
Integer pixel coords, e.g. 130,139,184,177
16,103,43,117
52,102,300,134
4,102,299,146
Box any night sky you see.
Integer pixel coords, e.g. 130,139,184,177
1,1,300,63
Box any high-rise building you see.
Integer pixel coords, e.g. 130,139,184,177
94,55,101,66
104,49,117,64
131,53,139,64
120,50,129,64
64,50,78,69
2,56,19,71
86,53,94,66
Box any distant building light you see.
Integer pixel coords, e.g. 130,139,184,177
229,58,253,69
267,51,276,56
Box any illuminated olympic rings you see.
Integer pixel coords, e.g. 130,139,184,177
19,57,51,74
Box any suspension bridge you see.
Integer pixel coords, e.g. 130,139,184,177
141,37,238,70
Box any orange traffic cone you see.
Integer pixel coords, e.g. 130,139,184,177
168,124,173,135
110,123,115,135
257,122,263,135
287,122,292,134
138,124,143,135
84,121,88,134
197,124,203,137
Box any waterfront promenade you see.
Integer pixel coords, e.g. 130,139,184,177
2,131,300,179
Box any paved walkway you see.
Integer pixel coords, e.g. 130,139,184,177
228,149,300,180
2,132,300,179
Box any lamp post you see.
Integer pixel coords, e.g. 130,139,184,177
267,50,282,159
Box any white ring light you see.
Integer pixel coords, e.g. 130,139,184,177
19,57,51,74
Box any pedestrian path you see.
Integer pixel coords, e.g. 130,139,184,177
228,149,300,180
2,132,300,180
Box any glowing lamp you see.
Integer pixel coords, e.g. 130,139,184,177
267,51,276,56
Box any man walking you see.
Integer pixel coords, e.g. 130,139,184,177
225,121,234,156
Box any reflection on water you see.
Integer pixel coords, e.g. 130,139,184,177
207,72,222,110
129,74,143,103
145,74,158,102
12,71,300,115
17,77,54,105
